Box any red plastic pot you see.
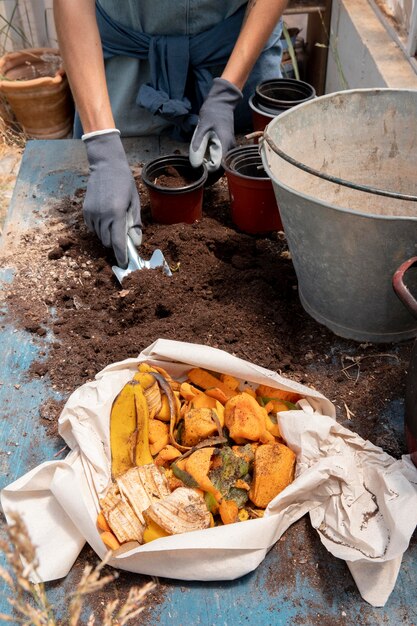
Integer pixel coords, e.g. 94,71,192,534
222,145,283,234
142,155,207,224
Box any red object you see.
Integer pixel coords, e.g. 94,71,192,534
146,185,204,225
249,96,276,134
142,155,207,225
223,145,283,234
392,256,417,467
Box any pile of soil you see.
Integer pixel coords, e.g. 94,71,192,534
1,164,415,619
1,168,412,457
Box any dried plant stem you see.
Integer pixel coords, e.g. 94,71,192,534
0,512,156,625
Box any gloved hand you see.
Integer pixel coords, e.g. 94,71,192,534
189,77,243,173
83,130,142,268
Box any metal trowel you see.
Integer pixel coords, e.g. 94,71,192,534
112,235,172,285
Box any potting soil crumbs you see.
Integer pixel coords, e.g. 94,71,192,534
0,166,414,618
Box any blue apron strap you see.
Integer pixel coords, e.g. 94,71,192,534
73,2,282,137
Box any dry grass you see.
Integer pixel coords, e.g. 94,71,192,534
0,512,156,625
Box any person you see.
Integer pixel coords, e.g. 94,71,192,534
53,0,288,267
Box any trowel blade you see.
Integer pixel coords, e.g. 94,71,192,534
111,236,172,284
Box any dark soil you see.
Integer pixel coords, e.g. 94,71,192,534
155,165,195,187
1,168,412,458
1,164,415,619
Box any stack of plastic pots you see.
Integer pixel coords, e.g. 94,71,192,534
222,145,282,234
142,155,208,224
249,78,316,133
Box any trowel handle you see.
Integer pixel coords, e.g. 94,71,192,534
127,234,145,269
393,257,417,320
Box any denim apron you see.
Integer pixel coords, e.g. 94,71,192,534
74,1,283,137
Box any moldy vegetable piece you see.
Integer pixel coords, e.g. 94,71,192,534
249,443,296,508
232,443,255,467
184,447,222,501
171,462,199,488
209,446,250,508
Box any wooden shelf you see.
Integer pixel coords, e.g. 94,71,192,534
285,0,327,15
283,0,332,95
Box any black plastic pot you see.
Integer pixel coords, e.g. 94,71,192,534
222,145,282,234
255,78,316,111
249,78,316,133
142,155,207,224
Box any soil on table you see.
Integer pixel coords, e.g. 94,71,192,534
0,162,415,618
0,166,412,456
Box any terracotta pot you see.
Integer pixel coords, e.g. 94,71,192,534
0,48,74,139
222,145,283,234
249,78,316,134
142,155,208,224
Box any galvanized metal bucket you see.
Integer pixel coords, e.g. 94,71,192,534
261,88,417,343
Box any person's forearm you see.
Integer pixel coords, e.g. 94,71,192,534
222,0,288,90
53,0,115,133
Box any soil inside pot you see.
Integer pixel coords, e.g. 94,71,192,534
155,165,195,188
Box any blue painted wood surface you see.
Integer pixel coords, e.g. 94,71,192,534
0,139,416,625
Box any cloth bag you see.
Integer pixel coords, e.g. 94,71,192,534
2,339,417,607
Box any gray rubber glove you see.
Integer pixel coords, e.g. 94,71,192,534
189,77,243,173
83,131,142,268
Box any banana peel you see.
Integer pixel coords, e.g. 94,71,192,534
110,377,154,478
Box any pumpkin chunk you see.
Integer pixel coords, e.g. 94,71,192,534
256,384,301,405
149,419,169,444
182,407,219,447
187,367,236,399
224,393,269,442
249,443,296,508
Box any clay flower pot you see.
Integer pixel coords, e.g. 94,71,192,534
142,155,208,224
222,145,283,234
0,47,74,139
249,78,316,133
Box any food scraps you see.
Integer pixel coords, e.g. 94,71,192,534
97,363,301,551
